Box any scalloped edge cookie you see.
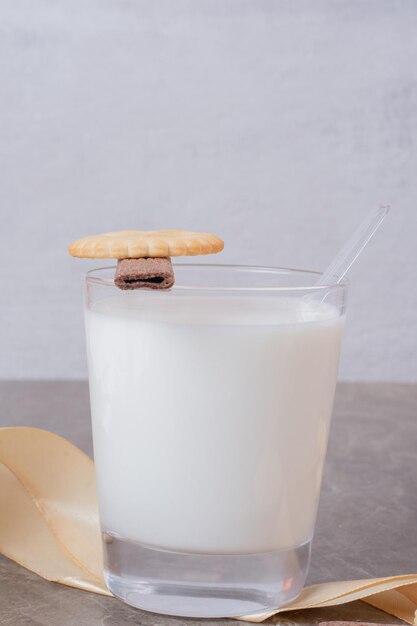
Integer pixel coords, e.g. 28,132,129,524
68,230,224,259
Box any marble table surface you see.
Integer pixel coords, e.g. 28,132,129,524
0,381,416,626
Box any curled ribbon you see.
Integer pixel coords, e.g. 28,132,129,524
0,427,416,624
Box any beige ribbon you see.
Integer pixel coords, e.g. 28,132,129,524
0,427,416,624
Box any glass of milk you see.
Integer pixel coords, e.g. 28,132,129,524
85,264,347,618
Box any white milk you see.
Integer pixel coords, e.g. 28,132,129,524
86,294,344,555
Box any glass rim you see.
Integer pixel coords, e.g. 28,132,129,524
85,263,348,293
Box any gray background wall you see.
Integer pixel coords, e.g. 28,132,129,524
0,0,416,381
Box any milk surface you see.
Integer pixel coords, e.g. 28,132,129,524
86,293,344,554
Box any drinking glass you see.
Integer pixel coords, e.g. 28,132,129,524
84,264,347,618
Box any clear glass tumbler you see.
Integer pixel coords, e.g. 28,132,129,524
84,264,347,618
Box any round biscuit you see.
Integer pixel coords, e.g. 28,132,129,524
68,230,224,259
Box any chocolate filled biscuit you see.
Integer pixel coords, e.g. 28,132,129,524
114,257,174,290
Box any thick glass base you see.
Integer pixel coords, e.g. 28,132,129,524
103,533,311,618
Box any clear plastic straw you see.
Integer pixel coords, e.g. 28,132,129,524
317,205,390,286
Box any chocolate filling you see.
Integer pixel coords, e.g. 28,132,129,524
114,257,175,290
124,277,164,284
